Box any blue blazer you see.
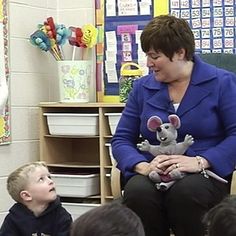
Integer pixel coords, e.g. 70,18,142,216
112,55,236,180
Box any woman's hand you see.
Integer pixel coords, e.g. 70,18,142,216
155,155,210,175
134,155,210,176
134,162,151,176
134,157,167,176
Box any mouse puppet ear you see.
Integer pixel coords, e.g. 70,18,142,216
168,114,181,129
147,116,162,132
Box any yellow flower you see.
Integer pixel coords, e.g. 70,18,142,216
82,24,98,48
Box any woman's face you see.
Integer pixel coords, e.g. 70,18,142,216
146,49,185,83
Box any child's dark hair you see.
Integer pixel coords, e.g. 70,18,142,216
70,202,145,236
203,195,236,236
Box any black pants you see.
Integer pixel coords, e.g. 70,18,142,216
123,174,230,236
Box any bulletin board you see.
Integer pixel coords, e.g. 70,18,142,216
169,0,236,54
103,0,154,97
95,0,168,102
97,0,236,101
96,0,168,102
95,0,105,102
0,0,10,145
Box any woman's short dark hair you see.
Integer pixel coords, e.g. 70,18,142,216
70,202,145,236
141,14,195,61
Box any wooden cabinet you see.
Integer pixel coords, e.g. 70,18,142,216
39,102,124,204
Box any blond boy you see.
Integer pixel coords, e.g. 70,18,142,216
0,161,72,236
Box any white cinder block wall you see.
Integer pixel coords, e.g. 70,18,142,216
0,0,95,225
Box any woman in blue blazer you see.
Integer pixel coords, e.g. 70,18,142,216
112,15,236,236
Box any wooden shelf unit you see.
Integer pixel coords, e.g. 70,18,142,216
39,102,124,204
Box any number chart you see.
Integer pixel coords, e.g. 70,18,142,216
169,0,236,54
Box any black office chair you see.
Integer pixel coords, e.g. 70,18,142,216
199,53,236,74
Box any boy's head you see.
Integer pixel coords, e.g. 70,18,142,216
70,202,145,236
7,161,56,204
203,195,236,236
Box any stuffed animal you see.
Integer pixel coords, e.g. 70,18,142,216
138,114,227,191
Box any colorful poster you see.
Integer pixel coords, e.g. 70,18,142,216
95,0,105,102
103,0,153,97
95,0,168,102
0,0,10,145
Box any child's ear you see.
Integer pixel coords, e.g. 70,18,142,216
20,190,32,201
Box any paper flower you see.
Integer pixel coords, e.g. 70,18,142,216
45,17,56,35
30,17,71,60
30,29,61,61
56,24,72,45
68,26,86,48
30,30,51,51
81,24,98,48
29,17,98,61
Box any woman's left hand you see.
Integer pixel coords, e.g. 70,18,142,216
156,155,209,175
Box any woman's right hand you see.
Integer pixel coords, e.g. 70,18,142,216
149,156,166,174
134,162,151,176
134,157,165,176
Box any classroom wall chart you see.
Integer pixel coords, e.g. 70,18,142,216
169,0,236,54
103,0,154,97
0,0,10,145
96,0,159,101
96,0,236,101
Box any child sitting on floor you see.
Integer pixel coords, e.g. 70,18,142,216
0,161,72,236
203,195,236,236
70,201,145,236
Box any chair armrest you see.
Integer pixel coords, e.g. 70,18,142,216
230,170,236,194
110,159,122,199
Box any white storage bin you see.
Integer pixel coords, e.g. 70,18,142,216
51,173,100,197
44,113,99,136
105,113,122,135
62,202,100,220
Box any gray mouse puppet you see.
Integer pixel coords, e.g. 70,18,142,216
138,114,227,191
